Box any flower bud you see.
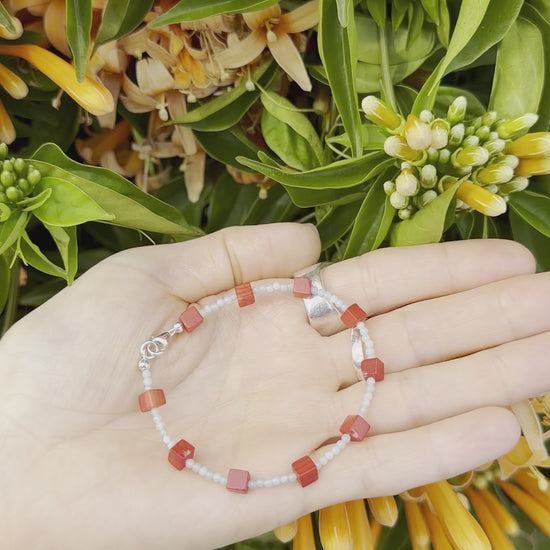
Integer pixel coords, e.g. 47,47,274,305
0,203,11,221
13,157,25,174
499,177,529,195
0,190,7,203
463,135,480,148
390,191,409,209
438,148,451,164
430,119,449,149
362,96,403,131
398,206,413,220
476,163,514,185
449,124,465,146
0,143,7,160
505,132,550,158
5,185,22,202
427,147,439,163
454,146,490,167
503,154,519,169
245,79,255,92
2,159,13,172
484,139,506,155
515,157,550,176
419,110,434,123
383,180,395,194
17,177,30,194
496,113,538,139
438,175,458,193
456,181,507,216
27,168,41,186
475,125,491,140
447,96,467,124
404,114,432,150
384,135,423,162
485,184,499,194
418,190,438,207
420,164,437,188
1,170,15,188
395,168,419,196
481,111,498,127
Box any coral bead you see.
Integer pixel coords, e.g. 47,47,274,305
138,389,166,412
340,415,371,441
178,306,203,332
341,304,367,328
292,456,318,487
168,439,195,470
226,469,250,493
361,358,385,381
293,277,312,298
235,283,255,307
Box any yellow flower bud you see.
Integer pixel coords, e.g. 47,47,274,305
447,96,467,124
515,156,550,176
404,114,432,150
454,146,490,167
318,504,353,550
456,181,507,216
430,119,449,149
396,167,419,196
273,520,298,543
361,95,403,131
476,163,514,185
505,132,550,158
367,496,398,527
496,113,539,139
384,135,423,162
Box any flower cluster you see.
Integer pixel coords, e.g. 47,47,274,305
0,143,41,218
362,95,549,220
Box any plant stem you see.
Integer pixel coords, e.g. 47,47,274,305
1,257,21,338
379,23,398,114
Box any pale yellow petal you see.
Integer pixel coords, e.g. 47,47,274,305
183,151,206,203
120,73,157,112
9,0,48,12
318,504,352,550
216,28,266,68
118,26,148,59
273,520,298,543
145,38,178,69
0,63,28,98
367,496,398,527
136,57,174,96
93,42,128,74
267,31,311,91
243,5,281,29
166,90,197,155
0,97,16,144
75,119,131,164
96,73,122,129
279,0,319,33
0,12,22,39
404,499,430,546
44,0,71,57
345,500,373,549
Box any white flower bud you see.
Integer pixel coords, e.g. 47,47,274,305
447,96,467,124
420,164,437,188
430,119,449,149
404,114,432,150
419,110,434,123
383,180,395,194
449,124,465,146
395,168,419,196
390,191,409,209
419,190,438,207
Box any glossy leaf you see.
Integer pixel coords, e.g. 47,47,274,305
412,0,491,114
32,176,114,227
490,17,544,118
390,179,461,246
326,123,388,151
194,127,260,170
507,191,550,238
437,0,450,47
66,0,92,81
19,232,66,279
95,0,154,50
45,224,78,284
522,5,550,131
238,152,392,189
0,211,28,255
510,209,550,272
318,0,361,156
19,188,52,212
420,0,439,23
31,144,202,237
392,0,409,31
0,254,9,313
366,0,387,28
344,179,395,258
336,0,352,26
407,3,425,47
0,3,17,35
171,62,277,131
284,186,365,208
261,90,324,170
317,200,362,250
148,0,278,26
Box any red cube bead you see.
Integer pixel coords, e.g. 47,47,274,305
179,306,203,332
340,303,367,328
168,439,195,471
361,358,385,381
226,469,250,493
340,415,371,441
292,456,318,487
293,277,312,298
235,283,255,307
138,389,166,412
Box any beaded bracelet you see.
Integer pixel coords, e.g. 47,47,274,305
136,277,384,493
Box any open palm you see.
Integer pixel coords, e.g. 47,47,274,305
2,223,549,550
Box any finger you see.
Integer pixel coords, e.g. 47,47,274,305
113,223,321,301
303,407,519,509
326,271,550,386
332,330,550,436
321,239,535,321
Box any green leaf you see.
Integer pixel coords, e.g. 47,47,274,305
194,126,260,170
284,187,365,208
434,86,487,119
0,211,28,255
407,3,425,47
412,0,491,114
437,0,451,47
32,176,114,227
238,152,393,189
326,123,388,151
490,16,544,118
0,3,17,35
420,0,440,23
95,0,154,50
317,200,362,250
336,0,352,26
344,181,395,258
45,224,78,284
260,90,324,170
318,0,361,156
0,204,11,222
171,62,277,131
510,209,550,272
507,191,550,238
392,0,409,31
65,0,92,82
19,232,66,279
0,253,9,313
31,143,202,237
390,180,461,246
366,0,387,28
148,0,278,27
18,188,52,212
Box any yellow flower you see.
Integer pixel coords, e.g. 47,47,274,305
318,503,352,550
367,495,398,527
515,156,550,176
404,499,430,548
456,181,507,217
293,514,316,550
273,520,298,543
216,1,319,91
505,131,550,158
361,95,403,131
345,500,373,549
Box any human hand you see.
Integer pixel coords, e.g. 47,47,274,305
1,223,549,549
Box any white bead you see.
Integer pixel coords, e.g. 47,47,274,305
248,480,257,489
289,473,297,483
272,477,281,486
336,440,346,450
142,370,152,379
220,477,227,485
223,296,232,304
199,466,208,477
319,456,328,466
359,406,368,417
150,408,161,418
264,480,273,488
332,445,340,455
192,463,201,473
206,472,214,480
273,282,280,290
280,475,288,484
174,323,183,333
162,434,172,445
143,384,152,391
314,460,322,470
356,321,365,329
267,286,274,293
341,434,351,443
325,450,334,460
366,377,375,386
213,473,221,483
186,459,195,468
216,298,225,308
256,479,265,488
255,286,265,293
